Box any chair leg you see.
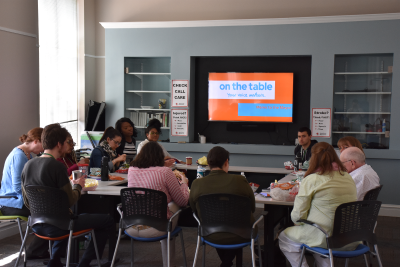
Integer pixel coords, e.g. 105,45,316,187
131,238,134,267
66,230,74,267
16,218,26,267
374,245,383,267
202,243,206,267
14,225,30,267
111,228,123,267
251,238,256,267
91,230,101,267
257,240,262,267
167,231,171,267
328,249,335,267
179,231,187,267
192,236,201,267
49,241,52,258
363,253,370,267
298,247,306,267
345,258,349,267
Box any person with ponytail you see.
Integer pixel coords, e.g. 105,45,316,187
0,127,50,259
89,127,126,172
137,119,181,167
278,142,358,267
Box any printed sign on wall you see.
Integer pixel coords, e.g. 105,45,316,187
171,109,188,136
312,108,331,138
172,80,189,107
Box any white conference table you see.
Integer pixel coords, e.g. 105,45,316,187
175,164,292,174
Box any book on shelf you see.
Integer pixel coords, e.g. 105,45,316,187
130,111,169,128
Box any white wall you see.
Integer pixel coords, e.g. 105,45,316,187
0,0,39,175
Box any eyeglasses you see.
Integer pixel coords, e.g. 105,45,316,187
112,139,121,147
66,140,76,146
341,160,352,164
149,131,160,135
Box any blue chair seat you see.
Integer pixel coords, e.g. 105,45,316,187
301,244,370,258
124,226,182,242
201,234,259,250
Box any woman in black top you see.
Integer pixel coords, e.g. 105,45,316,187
115,117,138,164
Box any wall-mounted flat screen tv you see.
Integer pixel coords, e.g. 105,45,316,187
208,72,294,122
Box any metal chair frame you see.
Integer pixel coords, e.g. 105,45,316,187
13,186,101,267
110,188,187,267
192,194,265,267
297,200,383,267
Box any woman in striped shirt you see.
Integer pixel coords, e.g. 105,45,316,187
126,141,189,267
115,117,138,164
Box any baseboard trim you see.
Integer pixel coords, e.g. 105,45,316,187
256,203,400,217
0,221,27,240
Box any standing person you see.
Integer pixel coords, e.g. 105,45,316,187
279,142,357,267
89,127,126,172
115,117,138,164
0,127,49,259
56,135,89,175
136,119,178,167
294,127,318,164
189,146,256,267
21,123,114,267
127,141,189,267
340,147,380,200
337,136,364,153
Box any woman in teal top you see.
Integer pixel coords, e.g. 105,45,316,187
0,127,43,216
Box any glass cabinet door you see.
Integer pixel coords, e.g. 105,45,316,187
332,54,393,149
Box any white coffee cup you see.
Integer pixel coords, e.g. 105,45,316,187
200,135,206,144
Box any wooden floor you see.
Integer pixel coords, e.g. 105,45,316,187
0,211,399,267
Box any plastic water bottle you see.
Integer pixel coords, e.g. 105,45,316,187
241,172,246,179
196,165,205,178
382,119,386,133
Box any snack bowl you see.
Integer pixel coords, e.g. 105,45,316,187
82,185,98,191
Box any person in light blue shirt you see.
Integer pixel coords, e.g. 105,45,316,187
0,127,49,260
0,128,44,214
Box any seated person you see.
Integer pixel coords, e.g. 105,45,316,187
89,127,126,172
127,141,189,267
21,123,114,267
294,127,318,164
115,117,138,164
337,136,364,153
340,147,380,200
189,146,256,267
137,119,180,167
0,127,49,259
279,142,357,267
56,135,89,175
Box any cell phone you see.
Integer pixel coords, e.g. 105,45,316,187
260,192,271,198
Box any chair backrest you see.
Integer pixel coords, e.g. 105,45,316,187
120,188,169,232
25,185,72,230
363,185,383,201
197,193,253,239
328,200,381,248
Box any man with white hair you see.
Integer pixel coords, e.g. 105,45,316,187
340,147,380,200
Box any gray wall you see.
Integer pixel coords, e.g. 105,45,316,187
0,0,39,175
105,19,400,204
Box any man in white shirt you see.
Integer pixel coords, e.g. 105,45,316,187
340,147,380,200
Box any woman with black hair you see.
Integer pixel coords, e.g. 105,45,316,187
89,127,126,172
115,117,138,164
137,119,178,167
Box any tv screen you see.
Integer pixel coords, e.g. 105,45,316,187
208,72,294,122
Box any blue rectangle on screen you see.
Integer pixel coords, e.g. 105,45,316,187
238,104,293,117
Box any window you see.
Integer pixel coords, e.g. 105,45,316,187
38,0,78,142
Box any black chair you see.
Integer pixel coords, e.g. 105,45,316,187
111,188,187,267
192,194,265,267
364,185,383,201
14,186,101,267
297,200,383,267
0,196,27,267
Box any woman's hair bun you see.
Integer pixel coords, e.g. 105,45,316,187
148,118,161,128
19,134,28,143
